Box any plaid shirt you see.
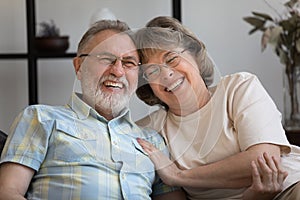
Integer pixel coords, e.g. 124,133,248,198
1,93,177,199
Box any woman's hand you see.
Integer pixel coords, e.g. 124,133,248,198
137,138,182,186
243,152,288,200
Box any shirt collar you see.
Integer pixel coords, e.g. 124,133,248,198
68,93,91,120
68,93,134,125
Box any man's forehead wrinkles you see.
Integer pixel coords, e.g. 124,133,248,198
92,41,136,55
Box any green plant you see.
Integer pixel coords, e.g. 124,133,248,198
244,0,300,126
243,0,300,68
37,19,60,37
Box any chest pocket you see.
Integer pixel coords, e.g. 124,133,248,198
51,120,97,162
130,139,155,173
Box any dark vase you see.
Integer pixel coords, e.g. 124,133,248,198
34,36,69,53
283,66,300,130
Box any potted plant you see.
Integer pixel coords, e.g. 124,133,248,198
35,20,69,53
243,0,300,130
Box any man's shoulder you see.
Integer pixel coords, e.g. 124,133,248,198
20,104,72,121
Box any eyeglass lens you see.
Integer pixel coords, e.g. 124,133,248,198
143,51,183,80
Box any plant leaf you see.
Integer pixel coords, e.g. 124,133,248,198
277,47,289,65
284,0,298,8
243,17,265,27
243,17,266,34
261,28,271,51
252,11,273,21
249,27,260,34
296,39,300,53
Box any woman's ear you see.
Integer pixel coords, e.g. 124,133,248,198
73,57,82,80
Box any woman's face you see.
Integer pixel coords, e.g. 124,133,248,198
142,49,207,113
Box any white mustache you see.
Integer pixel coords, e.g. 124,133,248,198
95,74,129,96
102,74,128,87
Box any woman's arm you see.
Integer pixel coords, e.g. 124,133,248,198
0,162,34,200
137,138,281,188
243,152,287,200
177,143,281,188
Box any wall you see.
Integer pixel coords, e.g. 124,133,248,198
182,0,285,109
0,0,286,133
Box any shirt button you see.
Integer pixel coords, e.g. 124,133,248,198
113,141,118,146
121,174,125,179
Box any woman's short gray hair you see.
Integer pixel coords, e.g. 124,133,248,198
134,16,215,108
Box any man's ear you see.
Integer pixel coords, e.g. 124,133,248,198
73,57,82,80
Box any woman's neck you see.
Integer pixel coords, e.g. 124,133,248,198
169,89,211,117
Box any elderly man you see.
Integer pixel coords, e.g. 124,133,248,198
0,20,185,200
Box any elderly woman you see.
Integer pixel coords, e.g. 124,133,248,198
135,16,300,200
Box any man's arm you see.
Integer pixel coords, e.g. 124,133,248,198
0,162,34,200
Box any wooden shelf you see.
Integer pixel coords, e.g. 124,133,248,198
0,0,78,105
34,52,76,59
0,0,181,105
0,53,28,59
0,53,77,59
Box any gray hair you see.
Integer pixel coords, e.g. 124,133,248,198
77,20,131,54
134,16,215,108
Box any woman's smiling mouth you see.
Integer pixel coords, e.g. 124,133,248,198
165,77,184,92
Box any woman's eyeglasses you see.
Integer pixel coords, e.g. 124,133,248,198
141,50,186,81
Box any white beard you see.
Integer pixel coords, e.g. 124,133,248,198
81,73,137,118
94,87,131,117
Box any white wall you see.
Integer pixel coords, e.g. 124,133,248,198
182,0,285,110
0,0,286,133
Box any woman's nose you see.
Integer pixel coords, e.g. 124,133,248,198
160,66,174,80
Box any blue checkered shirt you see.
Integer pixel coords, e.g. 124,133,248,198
1,93,177,199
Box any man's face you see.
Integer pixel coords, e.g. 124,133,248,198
75,30,139,118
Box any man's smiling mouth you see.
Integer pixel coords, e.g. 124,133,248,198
104,81,123,89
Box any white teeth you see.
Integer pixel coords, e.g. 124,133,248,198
166,78,183,92
104,81,123,88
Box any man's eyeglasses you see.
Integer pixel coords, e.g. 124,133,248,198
79,52,140,70
141,49,186,81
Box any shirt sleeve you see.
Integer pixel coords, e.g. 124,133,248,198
151,176,182,197
228,73,291,153
0,105,52,171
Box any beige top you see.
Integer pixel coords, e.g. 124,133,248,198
137,72,300,199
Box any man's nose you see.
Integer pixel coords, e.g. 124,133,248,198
109,59,125,77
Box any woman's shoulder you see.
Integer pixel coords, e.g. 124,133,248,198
222,72,258,83
135,108,167,130
218,72,261,90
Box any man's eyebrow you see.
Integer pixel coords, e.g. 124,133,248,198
122,55,139,61
91,52,114,57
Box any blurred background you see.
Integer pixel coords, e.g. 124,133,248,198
0,0,286,133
